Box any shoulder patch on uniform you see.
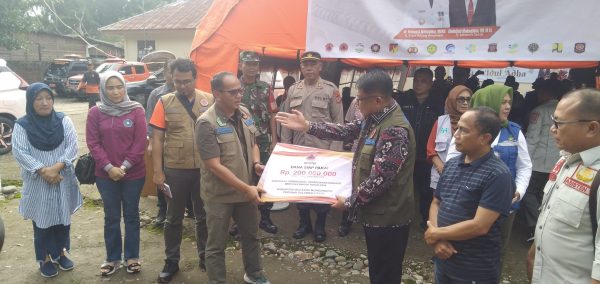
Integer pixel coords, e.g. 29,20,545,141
333,89,342,103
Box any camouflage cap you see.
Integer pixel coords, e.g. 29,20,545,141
240,51,261,62
300,51,321,62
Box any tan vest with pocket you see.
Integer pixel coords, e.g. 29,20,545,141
198,105,257,203
162,90,214,169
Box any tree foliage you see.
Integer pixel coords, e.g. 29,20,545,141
0,0,176,50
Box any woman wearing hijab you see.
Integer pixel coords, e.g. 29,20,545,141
445,84,532,274
13,83,82,278
86,71,147,276
426,85,473,193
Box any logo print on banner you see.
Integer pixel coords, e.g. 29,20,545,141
407,45,418,54
465,44,476,53
427,44,438,54
325,43,334,52
507,43,519,54
371,44,381,53
574,43,586,54
488,43,498,52
528,43,540,53
445,44,455,54
355,43,365,53
389,43,399,53
552,43,563,53
339,43,348,52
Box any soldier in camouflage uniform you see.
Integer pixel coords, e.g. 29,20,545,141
236,51,278,234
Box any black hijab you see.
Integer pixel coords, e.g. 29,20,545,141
15,83,65,151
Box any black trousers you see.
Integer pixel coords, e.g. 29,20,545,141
522,171,549,229
364,224,410,284
414,160,433,226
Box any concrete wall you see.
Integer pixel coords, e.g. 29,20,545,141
120,30,195,61
0,33,86,62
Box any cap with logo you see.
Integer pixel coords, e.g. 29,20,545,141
300,51,321,62
240,51,261,62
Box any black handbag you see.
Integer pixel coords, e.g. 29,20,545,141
75,153,96,184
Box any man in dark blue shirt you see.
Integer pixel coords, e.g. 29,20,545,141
425,107,513,283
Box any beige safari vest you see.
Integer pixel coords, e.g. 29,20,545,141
198,105,257,203
353,106,416,226
161,90,214,169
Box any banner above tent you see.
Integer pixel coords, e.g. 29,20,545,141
306,0,600,61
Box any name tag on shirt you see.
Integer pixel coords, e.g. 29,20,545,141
365,138,376,145
215,127,233,135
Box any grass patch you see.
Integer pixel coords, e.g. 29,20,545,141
82,196,103,208
1,179,23,187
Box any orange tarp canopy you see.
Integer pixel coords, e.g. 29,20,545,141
190,0,599,91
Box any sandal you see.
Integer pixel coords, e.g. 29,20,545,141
126,262,141,274
100,262,119,276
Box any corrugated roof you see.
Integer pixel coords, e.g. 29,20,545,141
99,0,213,32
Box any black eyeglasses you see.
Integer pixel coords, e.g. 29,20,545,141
457,97,471,104
219,88,243,96
550,114,598,129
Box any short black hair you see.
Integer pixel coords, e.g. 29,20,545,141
210,71,235,93
414,68,433,79
356,70,393,97
563,88,600,120
470,106,502,145
169,58,197,78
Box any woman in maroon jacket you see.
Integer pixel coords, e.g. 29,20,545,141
86,71,147,276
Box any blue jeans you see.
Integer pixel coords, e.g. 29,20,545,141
33,222,70,264
97,177,144,262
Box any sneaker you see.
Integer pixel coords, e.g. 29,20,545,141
157,261,179,283
243,273,271,284
40,261,58,278
53,255,75,271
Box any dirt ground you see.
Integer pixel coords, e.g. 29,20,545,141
0,97,530,283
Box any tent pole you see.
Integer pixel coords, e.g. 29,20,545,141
348,69,356,93
397,62,409,91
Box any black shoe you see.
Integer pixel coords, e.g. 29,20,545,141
185,209,195,219
293,225,312,239
157,261,179,283
153,213,166,227
199,256,206,272
314,233,326,243
259,219,278,234
314,212,327,242
337,224,351,237
229,224,239,237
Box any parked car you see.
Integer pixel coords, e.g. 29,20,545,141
68,60,151,100
127,67,166,107
43,58,88,96
0,59,28,155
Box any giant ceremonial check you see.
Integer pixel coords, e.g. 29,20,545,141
258,143,353,204
306,0,600,61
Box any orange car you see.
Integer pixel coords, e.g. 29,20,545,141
68,59,151,99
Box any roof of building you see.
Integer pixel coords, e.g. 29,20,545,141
99,0,213,32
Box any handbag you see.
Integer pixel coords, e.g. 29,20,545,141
75,153,96,184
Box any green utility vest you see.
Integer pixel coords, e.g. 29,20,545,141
198,105,257,203
353,107,416,226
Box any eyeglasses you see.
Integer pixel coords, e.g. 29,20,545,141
220,88,243,96
550,114,598,129
174,79,194,86
457,97,471,104
355,96,381,103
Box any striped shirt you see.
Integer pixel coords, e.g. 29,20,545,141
434,150,513,281
12,116,83,229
